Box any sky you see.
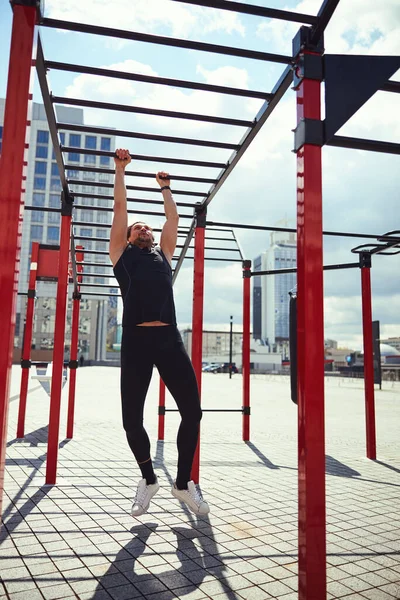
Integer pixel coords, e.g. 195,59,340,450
0,0,399,349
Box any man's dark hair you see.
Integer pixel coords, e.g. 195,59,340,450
127,221,155,243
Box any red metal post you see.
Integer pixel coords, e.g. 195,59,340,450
360,254,376,459
17,242,40,438
190,210,206,484
46,209,72,484
294,43,326,600
158,378,166,441
66,246,83,439
0,2,37,520
242,260,251,441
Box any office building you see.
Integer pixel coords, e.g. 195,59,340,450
253,229,296,355
0,99,116,361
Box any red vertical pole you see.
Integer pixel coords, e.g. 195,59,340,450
242,260,251,442
66,246,83,439
293,33,326,600
46,207,72,484
17,242,40,438
190,210,206,484
0,2,37,521
158,378,166,441
360,253,376,459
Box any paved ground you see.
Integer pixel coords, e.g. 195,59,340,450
1,366,400,600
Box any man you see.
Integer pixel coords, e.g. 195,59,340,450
110,148,209,517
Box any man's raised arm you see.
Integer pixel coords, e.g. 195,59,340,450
109,148,131,266
158,171,179,265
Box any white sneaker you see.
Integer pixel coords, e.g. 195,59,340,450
131,478,160,517
171,480,210,515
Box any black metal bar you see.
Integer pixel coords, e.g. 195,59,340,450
68,179,206,198
58,122,239,150
206,220,385,240
53,96,254,128
381,80,400,94
171,0,317,24
45,61,272,100
35,36,69,198
76,262,113,268
78,253,241,263
70,192,197,209
201,65,293,210
61,146,227,169
69,233,80,296
254,262,360,276
326,135,400,155
64,164,217,184
40,18,292,64
73,204,194,219
81,292,121,297
231,229,245,260
172,217,196,284
310,0,341,46
165,408,243,412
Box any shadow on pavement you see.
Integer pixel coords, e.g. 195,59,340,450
245,441,280,469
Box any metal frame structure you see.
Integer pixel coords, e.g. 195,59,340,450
1,1,399,598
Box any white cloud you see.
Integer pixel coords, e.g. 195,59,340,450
44,0,245,39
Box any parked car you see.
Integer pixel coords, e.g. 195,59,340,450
202,363,221,373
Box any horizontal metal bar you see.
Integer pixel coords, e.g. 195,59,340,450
326,135,400,155
68,179,206,198
65,164,217,184
73,204,194,219
41,18,292,64
45,61,272,100
76,261,113,268
254,262,360,276
59,122,239,150
71,191,197,208
206,220,385,240
165,408,243,412
78,252,241,262
61,146,227,168
76,240,240,253
381,80,400,94
80,292,121,297
53,96,254,128
172,0,317,24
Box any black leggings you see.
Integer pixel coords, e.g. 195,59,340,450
120,325,202,484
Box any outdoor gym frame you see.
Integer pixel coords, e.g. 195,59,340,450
0,1,399,599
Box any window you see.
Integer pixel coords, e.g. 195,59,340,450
81,228,92,237
98,198,110,207
59,132,65,145
96,241,107,251
31,210,44,223
33,193,45,207
95,277,105,285
80,210,93,223
70,134,81,147
37,130,49,144
96,229,107,238
83,171,96,181
48,212,60,224
84,154,96,165
50,178,61,192
85,136,96,149
30,225,43,241
34,177,46,190
51,163,59,176
35,161,47,175
67,170,79,180
36,146,48,159
100,137,111,166
49,195,60,208
97,211,109,223
99,173,110,182
47,227,59,242
69,151,80,162
100,155,110,166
